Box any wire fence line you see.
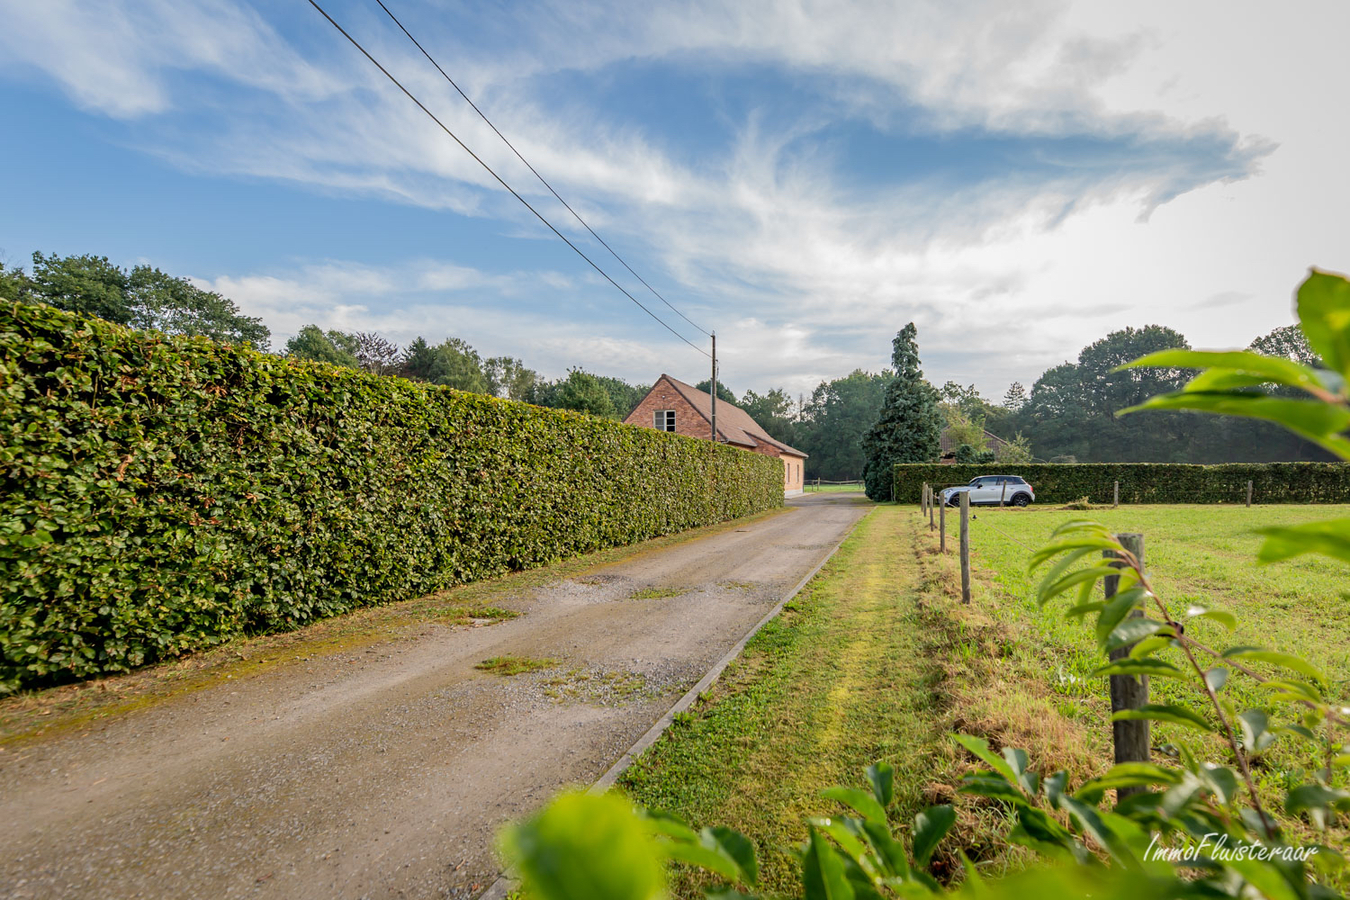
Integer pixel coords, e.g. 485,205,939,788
966,514,1037,553
804,479,865,492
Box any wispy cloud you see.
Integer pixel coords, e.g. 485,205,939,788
1,0,1311,398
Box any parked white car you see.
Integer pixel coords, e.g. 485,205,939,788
940,475,1035,508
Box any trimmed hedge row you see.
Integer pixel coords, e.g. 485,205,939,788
0,301,783,691
892,462,1350,505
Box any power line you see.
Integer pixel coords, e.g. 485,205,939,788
305,0,711,359
373,0,711,339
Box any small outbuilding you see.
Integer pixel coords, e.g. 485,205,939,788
625,374,808,496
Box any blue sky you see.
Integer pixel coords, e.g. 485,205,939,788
2,0,1346,400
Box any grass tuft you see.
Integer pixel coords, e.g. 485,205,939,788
438,605,521,625
628,586,687,601
474,655,556,676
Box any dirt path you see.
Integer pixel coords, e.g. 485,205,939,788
1,493,870,900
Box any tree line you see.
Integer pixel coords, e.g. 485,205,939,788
758,322,1327,485
2,252,1327,466
0,252,654,420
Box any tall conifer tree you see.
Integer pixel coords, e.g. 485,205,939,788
862,323,942,500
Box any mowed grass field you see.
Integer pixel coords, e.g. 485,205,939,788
619,503,1350,896
803,481,865,493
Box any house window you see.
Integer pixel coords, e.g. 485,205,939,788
654,410,676,432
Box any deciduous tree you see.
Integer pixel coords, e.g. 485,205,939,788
552,368,616,418
796,369,890,480
285,325,360,367
694,379,736,404
400,336,489,393
484,356,539,401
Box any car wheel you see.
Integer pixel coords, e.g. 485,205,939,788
1011,493,1031,507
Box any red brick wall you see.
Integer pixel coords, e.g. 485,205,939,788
625,377,806,494
624,378,717,442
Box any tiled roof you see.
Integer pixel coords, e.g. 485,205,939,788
658,374,808,458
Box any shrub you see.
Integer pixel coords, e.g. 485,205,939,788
893,461,1350,504
0,301,782,692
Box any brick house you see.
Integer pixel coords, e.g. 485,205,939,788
938,427,1010,464
625,374,808,496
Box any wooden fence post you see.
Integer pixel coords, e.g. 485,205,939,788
999,480,1007,508
1104,532,1148,796
1113,481,1119,508
929,487,936,531
959,492,971,605
920,483,927,515
939,498,947,554
1246,480,1253,508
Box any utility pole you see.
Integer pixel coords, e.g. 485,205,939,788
710,332,717,443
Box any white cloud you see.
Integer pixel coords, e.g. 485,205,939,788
0,0,335,117
7,0,1346,401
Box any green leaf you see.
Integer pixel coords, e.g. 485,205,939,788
1117,391,1350,458
1128,635,1173,660
1184,605,1237,632
1112,703,1212,732
1258,679,1323,703
1204,667,1228,693
1012,806,1073,847
1043,565,1125,604
1094,587,1147,649
499,791,665,900
1286,783,1350,829
959,774,1031,805
1031,547,1095,600
1237,709,1277,756
1065,600,1104,620
821,787,887,826
911,805,955,867
1042,770,1068,807
1055,795,1124,862
858,820,909,879
1222,647,1328,684
1091,658,1185,679
706,826,758,886
1074,762,1180,802
641,809,698,843
1296,268,1350,379
952,734,1021,789
807,817,871,875
1104,617,1169,652
664,840,744,882
864,762,894,809
1198,763,1239,805
802,826,855,900
1256,520,1350,566
1117,348,1326,392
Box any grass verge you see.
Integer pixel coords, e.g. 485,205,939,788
619,505,1049,894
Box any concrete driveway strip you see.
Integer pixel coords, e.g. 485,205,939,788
1,492,870,900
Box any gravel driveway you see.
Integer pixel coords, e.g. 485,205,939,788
1,492,870,900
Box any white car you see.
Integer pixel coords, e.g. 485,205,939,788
941,475,1035,508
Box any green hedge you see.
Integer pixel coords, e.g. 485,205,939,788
0,301,783,691
892,462,1350,505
